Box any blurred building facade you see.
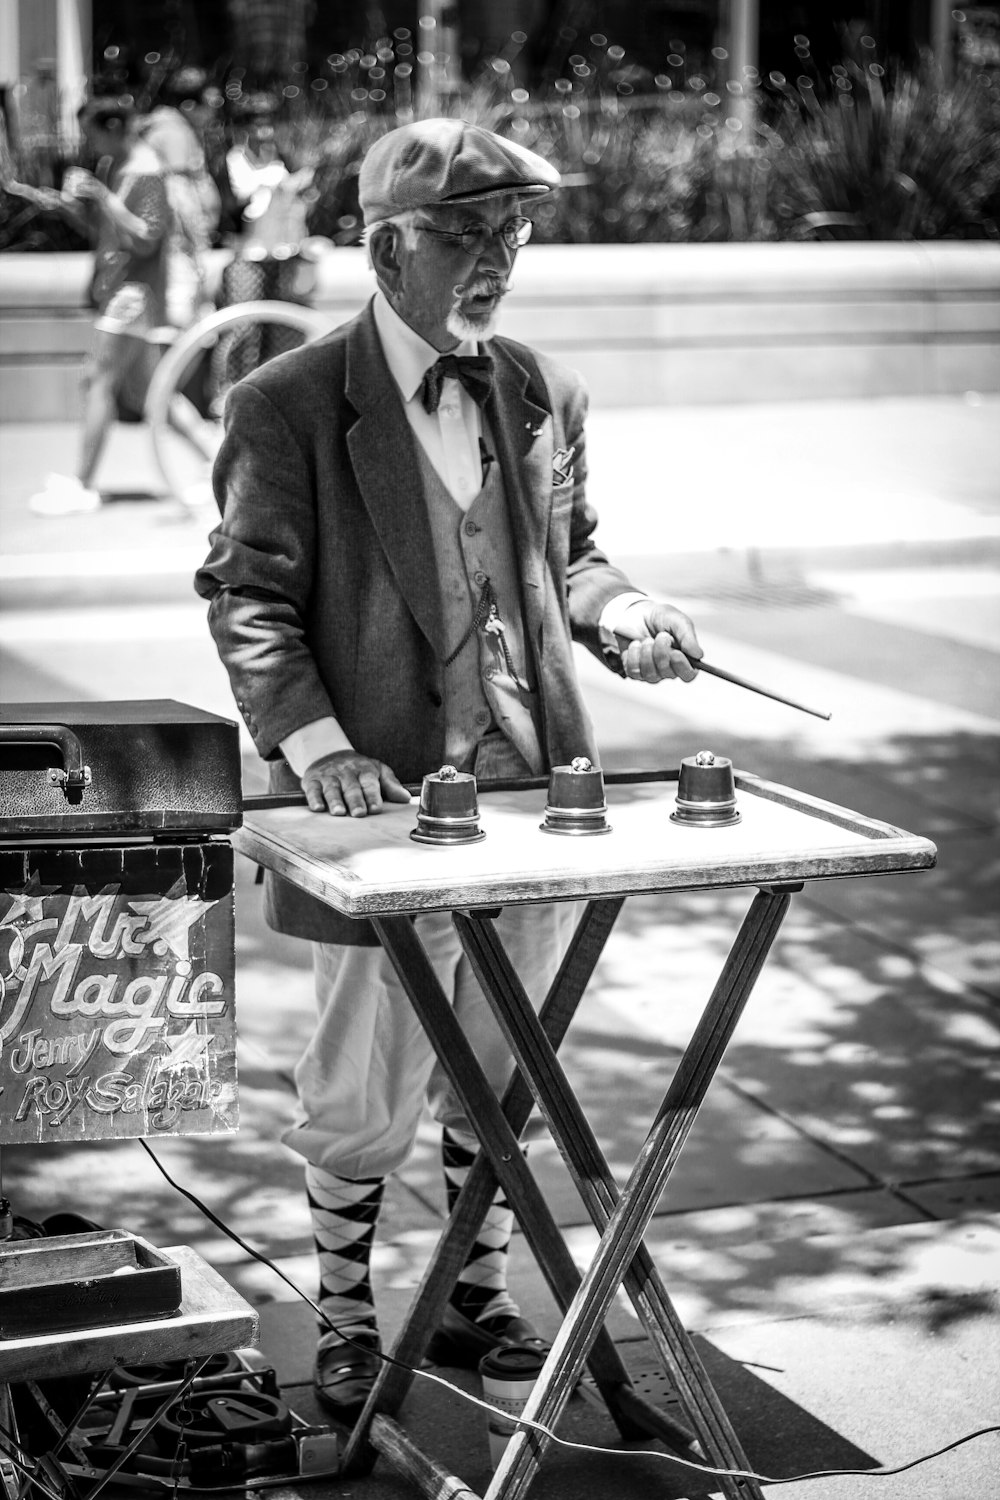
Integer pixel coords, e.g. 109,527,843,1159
2,1,996,127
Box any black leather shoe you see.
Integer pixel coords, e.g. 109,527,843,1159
43,1212,105,1235
426,1305,550,1370
313,1333,381,1424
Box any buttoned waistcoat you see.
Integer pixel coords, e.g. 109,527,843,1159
196,298,634,943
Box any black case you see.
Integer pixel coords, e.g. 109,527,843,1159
0,700,242,838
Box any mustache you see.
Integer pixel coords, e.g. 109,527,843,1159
452,274,508,300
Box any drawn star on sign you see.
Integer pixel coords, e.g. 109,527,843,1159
128,890,218,960
158,1023,213,1070
2,873,62,925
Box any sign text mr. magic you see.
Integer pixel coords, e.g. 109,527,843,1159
0,876,237,1140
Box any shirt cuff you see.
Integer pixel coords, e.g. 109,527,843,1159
280,716,353,777
598,591,648,651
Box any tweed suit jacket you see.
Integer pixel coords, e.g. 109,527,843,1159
196,298,635,943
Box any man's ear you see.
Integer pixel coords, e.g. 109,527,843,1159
369,224,402,296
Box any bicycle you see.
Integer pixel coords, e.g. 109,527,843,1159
143,297,332,514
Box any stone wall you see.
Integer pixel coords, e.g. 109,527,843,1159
1,241,998,421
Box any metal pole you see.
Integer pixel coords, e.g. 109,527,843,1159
0,0,19,90
930,0,953,83
727,0,759,132
415,7,438,114
56,0,85,144
416,1,461,113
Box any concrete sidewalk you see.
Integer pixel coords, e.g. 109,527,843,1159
1,394,998,1497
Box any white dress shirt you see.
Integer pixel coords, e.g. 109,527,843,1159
372,290,487,510
280,291,644,776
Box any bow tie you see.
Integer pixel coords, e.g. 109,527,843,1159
420,353,494,414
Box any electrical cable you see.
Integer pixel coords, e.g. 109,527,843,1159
139,1139,1000,1487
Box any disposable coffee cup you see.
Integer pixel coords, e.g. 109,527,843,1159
479,1345,546,1470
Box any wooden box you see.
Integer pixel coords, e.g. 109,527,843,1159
0,1231,182,1339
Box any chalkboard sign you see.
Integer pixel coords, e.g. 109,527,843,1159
0,842,237,1144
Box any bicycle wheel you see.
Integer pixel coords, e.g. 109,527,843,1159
144,300,330,514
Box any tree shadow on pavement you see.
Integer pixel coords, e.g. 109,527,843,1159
533,720,1000,1337
2,727,997,1338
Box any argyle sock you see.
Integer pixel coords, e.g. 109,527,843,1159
442,1127,519,1329
306,1162,384,1352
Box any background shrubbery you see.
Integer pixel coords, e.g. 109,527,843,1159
3,30,999,252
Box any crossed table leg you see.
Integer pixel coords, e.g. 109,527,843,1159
340,885,794,1500
340,898,694,1479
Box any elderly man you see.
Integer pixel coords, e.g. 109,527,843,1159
196,117,702,1423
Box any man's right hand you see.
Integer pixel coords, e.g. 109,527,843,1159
301,750,411,818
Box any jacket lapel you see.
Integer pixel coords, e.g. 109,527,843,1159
485,340,552,643
345,303,446,658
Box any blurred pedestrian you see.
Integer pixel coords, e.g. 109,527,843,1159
211,94,317,396
29,96,171,515
223,93,312,262
136,97,220,329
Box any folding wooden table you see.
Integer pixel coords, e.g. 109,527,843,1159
236,769,936,1500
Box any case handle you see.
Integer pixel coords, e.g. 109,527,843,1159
0,723,92,802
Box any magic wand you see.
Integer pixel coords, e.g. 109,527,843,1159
688,657,831,720
615,629,831,720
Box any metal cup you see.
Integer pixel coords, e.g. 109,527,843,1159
670,750,741,828
410,764,486,845
540,756,611,836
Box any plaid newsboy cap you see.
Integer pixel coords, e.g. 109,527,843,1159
359,117,560,225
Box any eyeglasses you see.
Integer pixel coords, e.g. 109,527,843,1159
415,216,533,255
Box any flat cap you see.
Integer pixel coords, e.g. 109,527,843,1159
359,117,560,225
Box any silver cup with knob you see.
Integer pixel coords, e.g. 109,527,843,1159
670,750,741,827
410,764,486,844
540,756,611,836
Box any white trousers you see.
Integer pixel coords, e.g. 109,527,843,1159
282,898,578,1180
281,731,580,1180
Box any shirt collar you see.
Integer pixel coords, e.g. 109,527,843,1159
373,289,478,404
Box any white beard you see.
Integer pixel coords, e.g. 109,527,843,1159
446,303,500,343
447,275,505,343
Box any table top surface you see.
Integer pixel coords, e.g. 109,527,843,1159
234,772,937,919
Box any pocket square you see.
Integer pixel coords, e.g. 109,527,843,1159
552,446,574,487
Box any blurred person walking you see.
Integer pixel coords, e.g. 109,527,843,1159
136,95,221,330
29,96,172,516
211,94,317,399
